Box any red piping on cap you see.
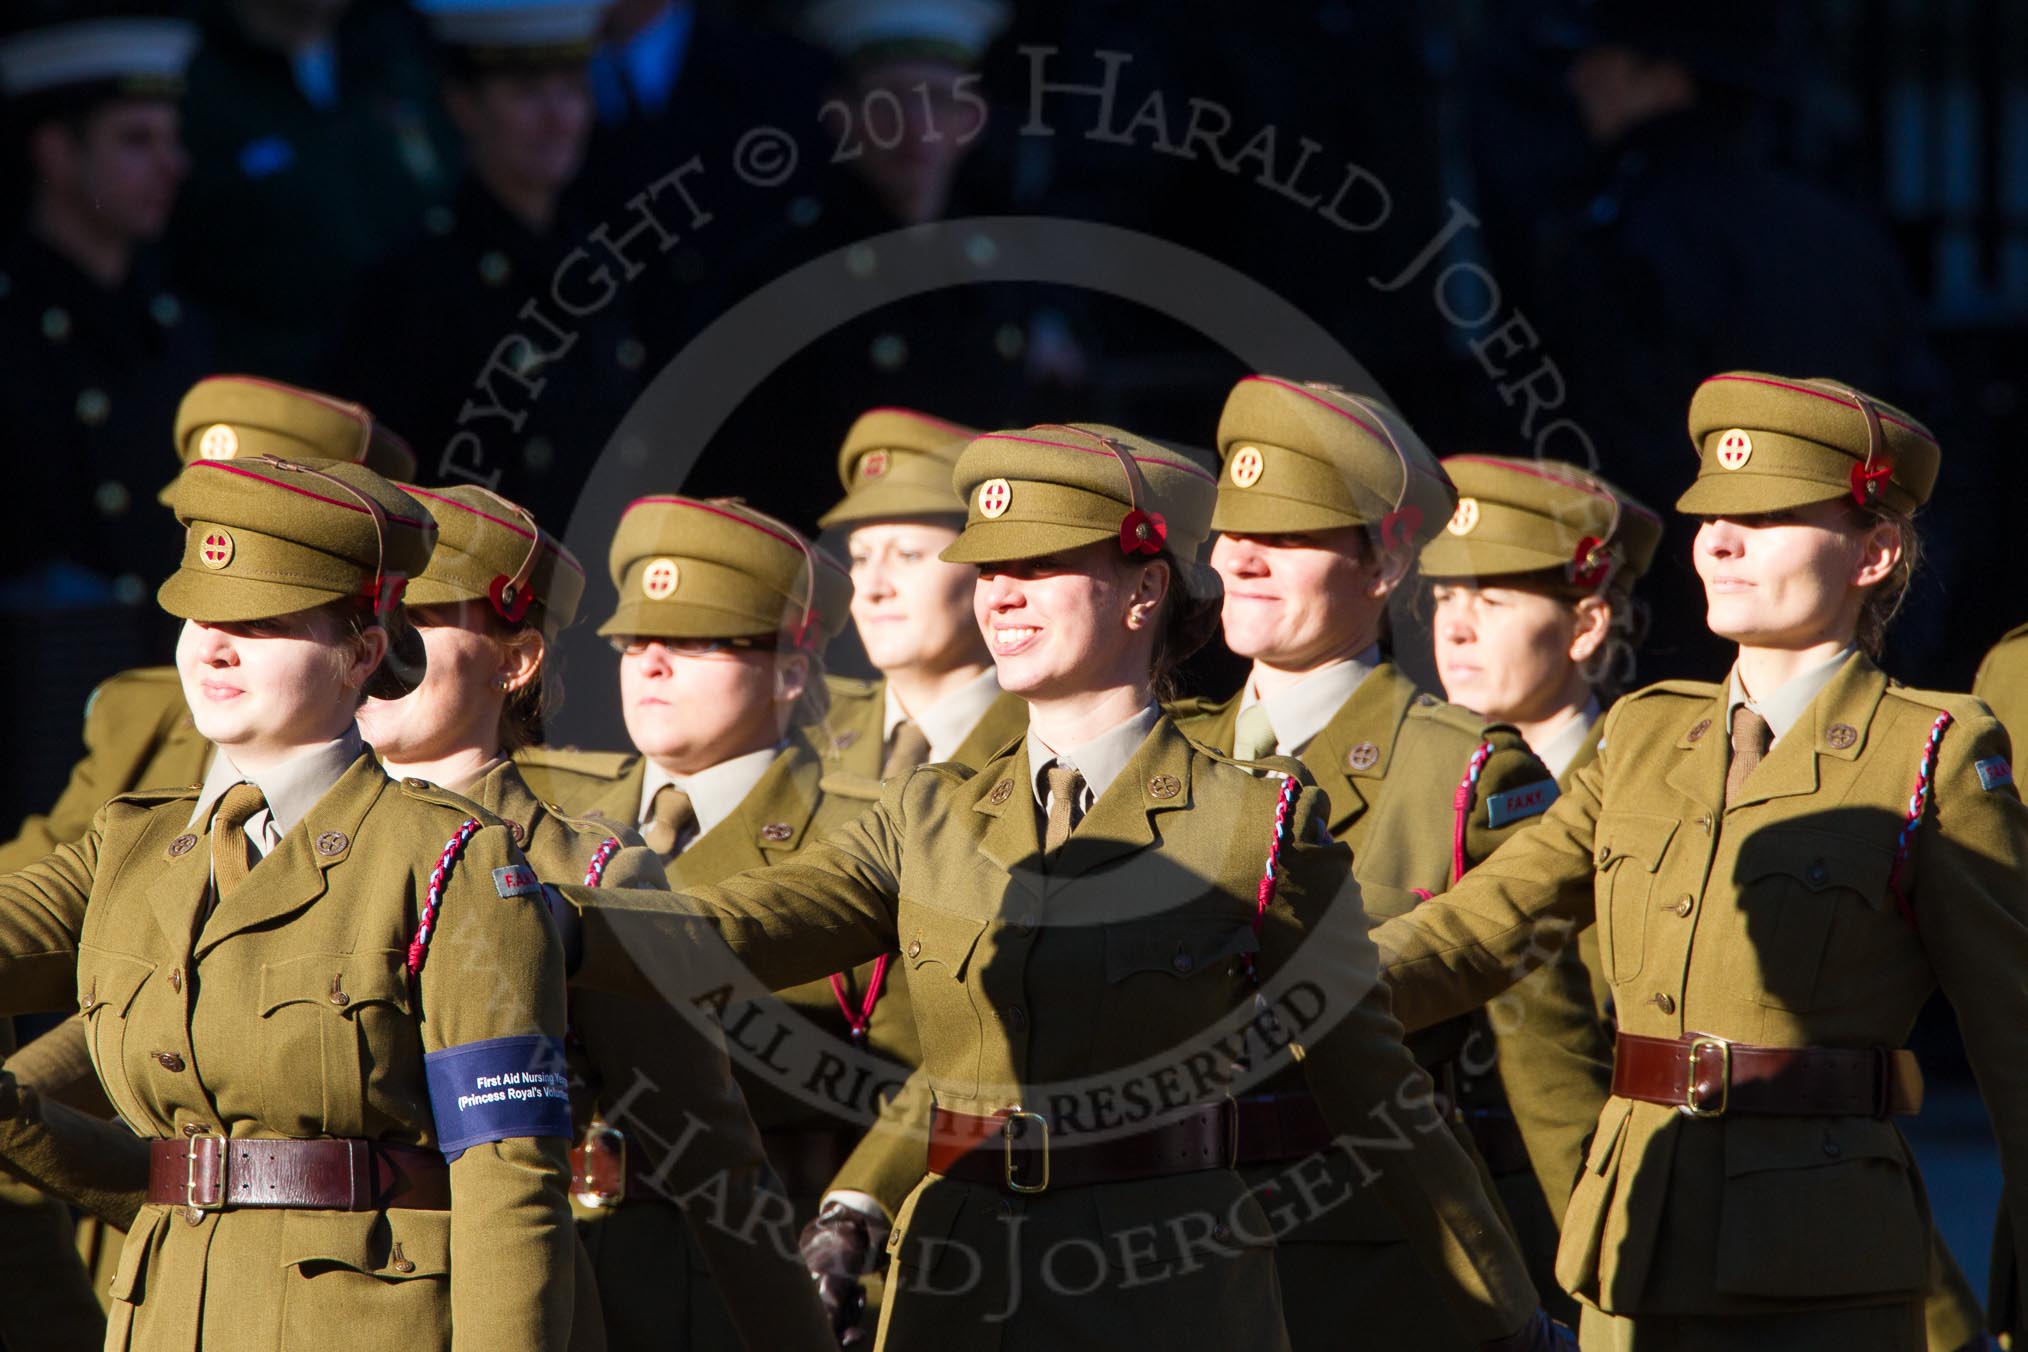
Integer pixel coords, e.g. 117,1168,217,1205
970,432,1219,484
404,486,585,577
1695,374,1937,446
186,460,431,530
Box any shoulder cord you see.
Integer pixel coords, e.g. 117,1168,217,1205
583,836,622,887
830,957,892,1044
1450,742,1496,887
1241,773,1305,986
407,819,484,975
1887,711,1953,927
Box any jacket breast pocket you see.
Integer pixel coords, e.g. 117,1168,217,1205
1733,829,1896,1013
898,905,988,1100
1592,815,1677,985
76,946,156,1129
277,1208,451,1348
1714,1116,1928,1299
259,951,414,1136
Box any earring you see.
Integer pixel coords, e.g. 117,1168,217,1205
496,676,511,690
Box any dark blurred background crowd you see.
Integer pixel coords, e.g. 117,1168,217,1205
3,0,2024,833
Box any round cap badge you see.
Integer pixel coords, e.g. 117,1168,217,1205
199,529,234,570
1715,429,1753,471
860,449,891,480
198,424,238,460
640,557,680,600
977,479,1012,519
1447,497,1480,536
1229,445,1265,489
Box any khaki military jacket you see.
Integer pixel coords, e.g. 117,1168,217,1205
466,761,832,1352
0,668,211,875
551,742,919,1153
1373,653,2028,1316
1179,666,1613,1230
0,753,575,1352
569,717,1542,1349
812,674,1029,779
1974,622,2028,746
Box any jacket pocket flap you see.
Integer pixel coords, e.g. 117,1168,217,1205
1104,916,1260,983
902,906,988,981
278,1207,451,1279
1735,829,1894,897
1722,1114,1909,1177
260,950,411,1018
1595,813,1677,873
78,947,155,1018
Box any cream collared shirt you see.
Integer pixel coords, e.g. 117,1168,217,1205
638,745,779,854
1532,697,1602,782
1026,704,1162,816
189,727,366,858
1235,644,1382,757
1727,647,1855,747
882,667,1005,763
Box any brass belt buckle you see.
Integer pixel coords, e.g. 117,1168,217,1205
186,1131,227,1211
1680,1035,1731,1118
575,1121,628,1209
1000,1109,1050,1194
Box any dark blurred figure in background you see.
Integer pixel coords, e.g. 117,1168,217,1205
1517,0,1945,679
169,0,454,384
339,0,649,511
0,9,213,840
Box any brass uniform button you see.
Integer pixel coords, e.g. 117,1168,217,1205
761,822,793,842
1669,895,1694,917
155,1052,185,1072
168,968,183,993
1651,993,1676,1015
907,938,922,959
1686,719,1711,743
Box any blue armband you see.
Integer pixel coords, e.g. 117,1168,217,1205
424,1035,572,1160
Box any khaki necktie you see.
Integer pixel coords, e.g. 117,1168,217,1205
1233,703,1278,761
640,784,696,858
210,781,268,900
882,720,932,779
1043,763,1086,856
1725,705,1773,805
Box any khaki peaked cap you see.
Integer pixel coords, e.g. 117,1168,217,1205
1678,370,1939,516
403,485,586,636
1212,375,1455,547
601,495,852,645
1421,455,1662,589
818,406,981,529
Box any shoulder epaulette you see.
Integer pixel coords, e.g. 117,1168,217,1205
509,745,635,780
83,664,184,727
1164,693,1226,719
106,784,199,808
820,770,887,801
1192,744,1316,786
1403,691,1507,741
1882,684,1993,724
824,674,881,702
396,776,505,826
1623,678,1725,703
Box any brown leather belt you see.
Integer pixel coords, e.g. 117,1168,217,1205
146,1136,451,1212
928,1101,1235,1194
1612,1032,1923,1119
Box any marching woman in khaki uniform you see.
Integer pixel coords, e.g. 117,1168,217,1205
560,424,1569,1350
517,495,919,1342
1174,376,1608,1343
0,453,578,1351
355,485,833,1352
1421,457,1664,1035
813,407,1027,779
1370,371,2028,1352
0,375,418,874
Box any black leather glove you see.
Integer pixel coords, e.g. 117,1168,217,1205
800,1202,876,1346
1485,1308,1579,1352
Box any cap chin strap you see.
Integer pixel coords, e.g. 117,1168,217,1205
1567,471,1623,591
709,497,821,651
1039,424,1168,556
1836,384,1892,508
251,455,400,616
1331,391,1424,555
465,486,545,624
